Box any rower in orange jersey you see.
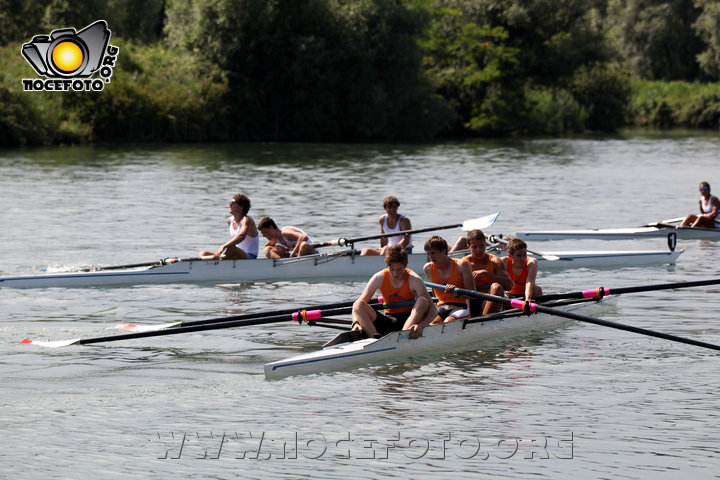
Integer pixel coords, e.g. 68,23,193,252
352,245,437,339
423,235,475,324
455,229,513,316
503,238,542,301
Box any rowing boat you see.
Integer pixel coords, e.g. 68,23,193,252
515,225,720,241
264,297,613,379
0,247,682,288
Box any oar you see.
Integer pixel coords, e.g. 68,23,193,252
80,255,217,272
535,278,720,302
424,281,720,353
114,297,389,332
643,217,684,228
19,300,416,348
313,212,500,248
487,235,567,261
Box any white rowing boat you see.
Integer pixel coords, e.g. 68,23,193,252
264,297,612,379
515,225,720,241
0,248,682,288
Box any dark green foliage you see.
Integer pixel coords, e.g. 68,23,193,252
164,0,452,140
568,63,632,132
0,0,719,145
629,81,720,129
606,0,703,81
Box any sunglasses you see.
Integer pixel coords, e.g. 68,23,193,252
700,187,710,191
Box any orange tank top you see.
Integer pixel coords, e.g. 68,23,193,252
380,268,415,313
505,256,529,295
463,254,497,293
429,258,465,305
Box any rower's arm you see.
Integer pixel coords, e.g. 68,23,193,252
397,216,412,248
358,272,383,303
492,258,514,291
525,260,539,301
459,259,475,310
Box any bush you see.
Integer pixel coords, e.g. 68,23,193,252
524,86,586,135
629,80,720,128
64,39,230,142
567,63,632,132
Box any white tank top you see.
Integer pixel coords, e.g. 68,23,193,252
278,226,317,252
229,216,259,257
382,214,411,246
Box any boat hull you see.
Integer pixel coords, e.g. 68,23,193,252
0,250,681,288
515,226,720,241
264,298,612,379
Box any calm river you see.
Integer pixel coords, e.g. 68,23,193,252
1,135,719,479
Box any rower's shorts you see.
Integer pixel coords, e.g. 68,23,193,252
437,303,469,320
374,311,411,335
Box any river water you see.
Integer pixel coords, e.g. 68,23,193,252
1,135,719,479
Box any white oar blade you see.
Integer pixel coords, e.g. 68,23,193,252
19,338,81,348
115,322,181,332
461,212,500,231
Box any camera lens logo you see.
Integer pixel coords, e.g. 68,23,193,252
21,20,119,92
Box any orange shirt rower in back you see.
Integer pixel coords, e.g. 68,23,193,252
423,235,475,324
352,245,437,339
454,229,513,316
503,238,542,301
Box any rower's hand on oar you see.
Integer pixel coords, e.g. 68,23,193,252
444,283,457,292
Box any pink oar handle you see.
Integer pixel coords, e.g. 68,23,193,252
292,309,323,322
582,288,611,298
509,298,537,312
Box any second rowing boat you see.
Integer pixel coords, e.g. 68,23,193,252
0,248,682,288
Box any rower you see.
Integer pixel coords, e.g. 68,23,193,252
257,217,317,258
681,182,720,229
351,245,437,339
423,235,475,324
198,193,259,260
360,196,413,255
454,229,513,316
503,238,542,301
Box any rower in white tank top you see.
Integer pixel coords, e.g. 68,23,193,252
229,217,259,258
278,226,318,255
701,195,720,228
382,214,413,252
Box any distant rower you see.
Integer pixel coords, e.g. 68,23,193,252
681,181,720,229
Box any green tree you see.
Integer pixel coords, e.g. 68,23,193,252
606,0,703,80
694,0,720,80
418,6,523,134
0,0,46,46
164,0,451,140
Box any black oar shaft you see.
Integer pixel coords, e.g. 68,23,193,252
530,303,720,352
74,300,414,345
168,297,385,329
314,223,461,248
536,278,720,302
85,256,209,272
80,306,356,345
424,281,720,353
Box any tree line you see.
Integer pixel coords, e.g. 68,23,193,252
1,0,719,146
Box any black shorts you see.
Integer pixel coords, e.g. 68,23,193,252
375,311,411,335
469,299,484,317
437,303,469,320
